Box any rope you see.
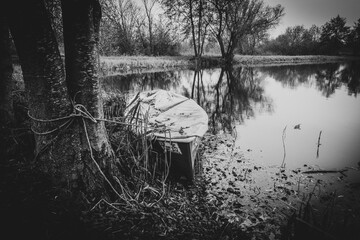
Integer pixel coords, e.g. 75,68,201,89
27,101,197,200
81,117,123,200
28,103,127,199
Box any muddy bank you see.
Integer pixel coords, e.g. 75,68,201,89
201,132,360,239
100,55,359,75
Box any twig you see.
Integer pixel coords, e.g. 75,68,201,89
281,126,287,168
316,130,322,158
302,169,348,175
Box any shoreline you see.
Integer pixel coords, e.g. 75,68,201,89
233,55,360,66
100,55,360,75
202,131,360,239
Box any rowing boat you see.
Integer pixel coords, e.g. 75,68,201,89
125,90,208,182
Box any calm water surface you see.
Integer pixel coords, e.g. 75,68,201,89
102,62,360,170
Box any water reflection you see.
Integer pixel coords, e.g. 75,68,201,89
205,67,273,135
101,61,360,169
101,71,181,93
238,62,360,169
102,67,273,135
259,61,360,98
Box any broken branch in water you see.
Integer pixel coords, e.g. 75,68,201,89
281,126,287,168
316,130,322,158
302,169,348,176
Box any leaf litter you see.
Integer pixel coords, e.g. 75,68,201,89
201,132,360,240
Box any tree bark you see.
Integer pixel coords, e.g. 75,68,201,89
197,0,202,56
61,0,120,198
5,0,120,201
6,0,70,150
5,0,83,190
189,0,198,57
0,14,14,126
217,34,226,58
143,0,155,55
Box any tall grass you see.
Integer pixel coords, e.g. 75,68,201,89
102,91,170,207
282,178,360,240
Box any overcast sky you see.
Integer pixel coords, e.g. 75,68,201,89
265,0,360,38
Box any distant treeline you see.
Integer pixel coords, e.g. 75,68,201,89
257,15,360,56
99,0,360,57
38,1,359,57
99,0,181,56
99,0,284,60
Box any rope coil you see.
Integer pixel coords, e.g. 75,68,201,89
28,103,127,200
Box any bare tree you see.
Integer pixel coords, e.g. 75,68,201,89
208,0,284,61
142,0,156,55
100,0,142,55
160,0,209,58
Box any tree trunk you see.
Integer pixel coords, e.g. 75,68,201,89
143,0,155,55
217,34,226,58
5,0,120,201
6,0,71,151
197,0,203,56
6,0,79,186
189,0,198,57
0,14,14,126
61,0,120,198
225,35,236,63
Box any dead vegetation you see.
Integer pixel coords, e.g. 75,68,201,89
99,55,359,76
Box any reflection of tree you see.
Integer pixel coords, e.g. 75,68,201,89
334,61,360,97
190,66,272,134
101,71,181,93
259,64,323,88
315,62,360,98
191,70,206,104
315,64,343,98
101,60,360,135
260,62,360,98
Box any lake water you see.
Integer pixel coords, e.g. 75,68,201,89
102,61,360,171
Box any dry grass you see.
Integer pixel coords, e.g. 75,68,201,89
100,55,194,76
233,55,359,66
99,54,359,76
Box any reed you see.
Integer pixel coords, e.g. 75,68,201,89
102,91,171,207
282,177,360,240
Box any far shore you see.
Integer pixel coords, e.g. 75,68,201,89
100,54,360,76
